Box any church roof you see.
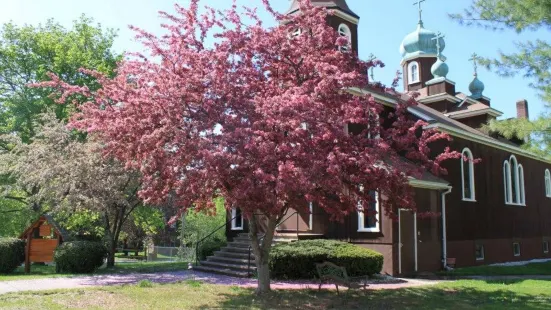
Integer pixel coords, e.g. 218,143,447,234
287,0,360,19
446,102,502,119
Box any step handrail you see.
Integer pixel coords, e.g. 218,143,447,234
195,214,241,266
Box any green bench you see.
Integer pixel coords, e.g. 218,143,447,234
315,261,369,295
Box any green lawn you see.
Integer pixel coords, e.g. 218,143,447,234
0,279,550,309
0,261,189,282
441,260,551,277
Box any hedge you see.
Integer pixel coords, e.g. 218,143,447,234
269,239,383,279
54,241,107,273
197,238,227,261
0,238,25,274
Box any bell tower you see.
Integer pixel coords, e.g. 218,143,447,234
287,0,360,53
400,0,445,92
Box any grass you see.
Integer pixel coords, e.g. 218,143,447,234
0,261,190,282
0,279,550,309
440,260,551,277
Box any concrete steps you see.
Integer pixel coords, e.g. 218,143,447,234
193,232,298,278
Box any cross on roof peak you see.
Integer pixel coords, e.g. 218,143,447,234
431,31,445,58
469,53,480,75
413,0,427,26
368,53,376,81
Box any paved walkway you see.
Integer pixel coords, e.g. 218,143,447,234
462,275,551,280
0,271,441,295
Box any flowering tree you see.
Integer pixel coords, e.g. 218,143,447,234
38,0,459,293
0,113,143,267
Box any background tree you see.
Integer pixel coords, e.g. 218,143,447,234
0,113,144,267
40,0,459,293
0,15,121,235
0,15,120,142
452,1,551,154
181,198,226,261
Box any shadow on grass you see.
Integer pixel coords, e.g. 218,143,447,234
215,284,551,310
439,261,551,277
1,261,190,282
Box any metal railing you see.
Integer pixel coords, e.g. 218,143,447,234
195,215,241,266
195,210,320,277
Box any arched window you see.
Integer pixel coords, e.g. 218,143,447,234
338,24,351,52
545,169,551,197
503,161,512,203
461,148,475,201
504,155,525,205
518,164,525,204
358,191,380,233
408,61,420,84
510,156,519,203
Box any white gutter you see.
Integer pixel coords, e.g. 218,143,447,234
398,209,402,274
414,212,418,272
441,187,452,269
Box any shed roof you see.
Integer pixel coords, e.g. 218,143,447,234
19,214,69,241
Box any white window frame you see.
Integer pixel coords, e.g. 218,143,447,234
503,161,512,204
518,164,526,205
504,155,526,206
289,27,302,39
337,23,351,52
408,61,420,84
358,191,380,233
231,208,243,230
544,241,549,254
461,148,476,201
475,244,485,261
545,169,551,198
513,242,521,257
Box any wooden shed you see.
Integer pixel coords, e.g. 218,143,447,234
19,214,68,273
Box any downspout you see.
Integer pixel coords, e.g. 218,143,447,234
441,187,452,269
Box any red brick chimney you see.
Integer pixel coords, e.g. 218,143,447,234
516,99,529,119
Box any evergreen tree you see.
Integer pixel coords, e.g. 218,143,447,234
452,0,551,156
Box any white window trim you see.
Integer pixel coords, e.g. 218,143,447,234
513,242,521,257
504,161,512,204
231,208,243,230
504,156,526,206
338,23,351,52
544,241,549,254
518,164,526,205
358,191,380,233
475,244,485,261
461,148,476,202
545,169,551,198
408,61,420,84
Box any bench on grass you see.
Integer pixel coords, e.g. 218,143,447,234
315,261,369,295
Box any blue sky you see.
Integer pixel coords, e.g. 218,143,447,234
0,0,546,119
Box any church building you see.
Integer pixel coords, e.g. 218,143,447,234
196,0,551,277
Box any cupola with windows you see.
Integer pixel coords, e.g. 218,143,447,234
287,0,360,53
399,1,456,96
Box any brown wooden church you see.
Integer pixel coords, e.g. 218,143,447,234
196,0,551,276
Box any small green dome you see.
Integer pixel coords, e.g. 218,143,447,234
431,59,449,79
469,74,485,98
400,24,445,61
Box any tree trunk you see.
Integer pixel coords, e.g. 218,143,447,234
106,239,116,268
249,213,278,295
